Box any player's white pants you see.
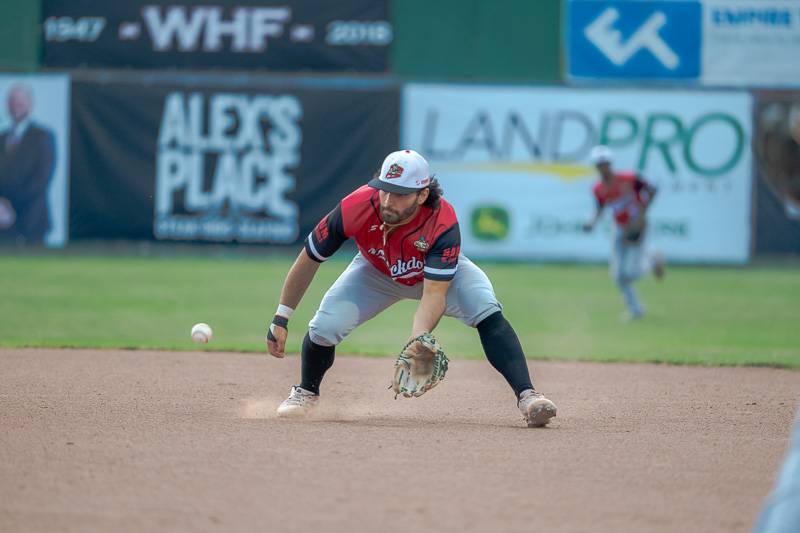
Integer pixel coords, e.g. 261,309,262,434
610,228,654,317
754,408,800,533
308,253,502,347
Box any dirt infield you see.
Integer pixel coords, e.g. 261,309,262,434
1,349,798,533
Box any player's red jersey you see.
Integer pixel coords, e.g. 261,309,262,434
592,171,650,226
305,185,461,286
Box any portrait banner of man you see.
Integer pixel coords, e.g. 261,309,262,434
0,74,69,247
753,91,800,254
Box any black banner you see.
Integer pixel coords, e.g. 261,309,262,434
43,0,391,72
69,76,399,243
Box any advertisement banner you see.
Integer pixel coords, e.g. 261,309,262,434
42,0,391,72
568,0,701,81
403,84,752,263
567,0,800,87
0,74,70,247
702,1,800,87
70,78,399,242
752,91,800,254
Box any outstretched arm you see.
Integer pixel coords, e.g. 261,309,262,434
411,279,450,339
267,203,348,357
266,251,321,358
583,203,604,232
412,222,460,338
279,251,321,310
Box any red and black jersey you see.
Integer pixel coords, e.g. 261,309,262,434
304,185,461,286
592,171,652,226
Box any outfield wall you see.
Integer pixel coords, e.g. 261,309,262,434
0,1,799,258
33,0,800,86
2,72,769,263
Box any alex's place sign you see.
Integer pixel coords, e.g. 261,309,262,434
403,85,752,263
155,92,302,242
68,80,399,243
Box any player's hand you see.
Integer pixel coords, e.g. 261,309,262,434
266,323,288,358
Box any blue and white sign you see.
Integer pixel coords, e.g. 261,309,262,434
702,0,800,87
568,0,701,80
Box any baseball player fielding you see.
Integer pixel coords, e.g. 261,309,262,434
265,149,557,428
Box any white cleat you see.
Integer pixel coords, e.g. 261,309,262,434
518,388,557,428
276,386,319,418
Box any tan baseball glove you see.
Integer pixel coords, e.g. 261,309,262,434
391,333,449,398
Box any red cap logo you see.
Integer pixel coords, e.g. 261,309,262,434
385,163,404,179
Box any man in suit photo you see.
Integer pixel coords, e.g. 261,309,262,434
0,82,56,244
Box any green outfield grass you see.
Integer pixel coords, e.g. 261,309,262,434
1,254,798,367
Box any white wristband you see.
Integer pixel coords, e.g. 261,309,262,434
276,304,295,318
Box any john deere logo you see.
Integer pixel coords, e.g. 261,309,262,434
471,206,510,241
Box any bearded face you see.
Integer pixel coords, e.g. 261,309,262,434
380,201,420,224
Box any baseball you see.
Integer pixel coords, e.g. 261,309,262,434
191,323,213,344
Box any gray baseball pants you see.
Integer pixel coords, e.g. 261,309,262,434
610,227,654,318
308,253,502,347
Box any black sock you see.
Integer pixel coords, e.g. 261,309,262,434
299,332,335,395
476,311,534,399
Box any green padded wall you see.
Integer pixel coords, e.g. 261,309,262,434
392,0,561,82
0,0,40,71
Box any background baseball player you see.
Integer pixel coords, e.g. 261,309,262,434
265,149,557,428
583,145,665,320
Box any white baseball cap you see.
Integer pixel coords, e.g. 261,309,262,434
590,145,613,165
368,149,431,194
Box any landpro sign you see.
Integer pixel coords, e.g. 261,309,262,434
402,84,752,263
